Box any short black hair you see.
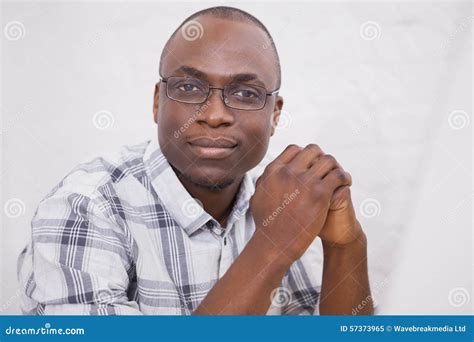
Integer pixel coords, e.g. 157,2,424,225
159,6,281,88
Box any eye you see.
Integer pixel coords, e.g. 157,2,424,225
178,83,200,92
233,89,259,98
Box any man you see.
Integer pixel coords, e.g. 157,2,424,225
18,6,374,315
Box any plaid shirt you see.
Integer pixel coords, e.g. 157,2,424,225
18,136,323,315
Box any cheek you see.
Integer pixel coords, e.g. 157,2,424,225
238,115,273,168
157,102,194,140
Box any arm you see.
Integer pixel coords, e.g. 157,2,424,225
193,229,292,315
195,144,357,315
320,222,374,315
18,189,143,315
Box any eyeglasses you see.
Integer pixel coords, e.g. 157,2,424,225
159,76,279,111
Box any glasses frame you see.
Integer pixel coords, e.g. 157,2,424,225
159,75,280,111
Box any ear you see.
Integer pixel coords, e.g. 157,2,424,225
153,82,160,124
270,95,284,136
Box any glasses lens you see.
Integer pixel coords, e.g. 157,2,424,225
166,77,208,104
224,84,266,110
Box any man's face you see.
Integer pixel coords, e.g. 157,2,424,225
154,16,283,189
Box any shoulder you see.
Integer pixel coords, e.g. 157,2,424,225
47,140,150,199
35,140,151,221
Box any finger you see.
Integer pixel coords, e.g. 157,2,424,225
322,168,352,192
289,144,324,170
329,185,351,210
308,154,341,179
272,144,303,165
258,145,303,185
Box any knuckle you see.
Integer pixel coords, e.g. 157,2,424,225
279,165,293,177
321,155,337,169
286,144,302,152
345,171,352,181
324,154,336,164
305,143,320,152
265,162,278,173
334,168,346,181
346,172,352,186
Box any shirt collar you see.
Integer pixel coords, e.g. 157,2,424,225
143,135,256,236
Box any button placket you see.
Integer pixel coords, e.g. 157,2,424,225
205,220,225,241
218,226,233,278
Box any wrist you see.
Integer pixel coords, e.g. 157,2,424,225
248,229,294,271
321,221,367,251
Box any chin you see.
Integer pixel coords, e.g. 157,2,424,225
183,167,237,190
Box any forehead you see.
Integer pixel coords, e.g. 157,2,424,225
161,16,278,88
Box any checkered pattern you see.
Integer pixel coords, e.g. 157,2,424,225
17,136,322,315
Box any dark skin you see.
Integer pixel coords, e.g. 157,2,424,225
154,15,373,315
154,17,281,227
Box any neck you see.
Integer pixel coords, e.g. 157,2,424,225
172,166,244,228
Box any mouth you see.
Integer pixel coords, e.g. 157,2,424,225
187,136,238,159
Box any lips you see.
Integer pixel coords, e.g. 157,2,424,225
187,136,238,159
188,137,238,148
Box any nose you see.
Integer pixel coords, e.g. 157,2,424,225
196,88,235,128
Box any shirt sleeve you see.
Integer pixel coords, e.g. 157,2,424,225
17,183,142,315
266,238,323,316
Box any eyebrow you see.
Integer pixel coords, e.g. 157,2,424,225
169,65,266,87
172,66,208,80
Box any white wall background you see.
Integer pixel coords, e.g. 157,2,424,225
1,1,472,314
